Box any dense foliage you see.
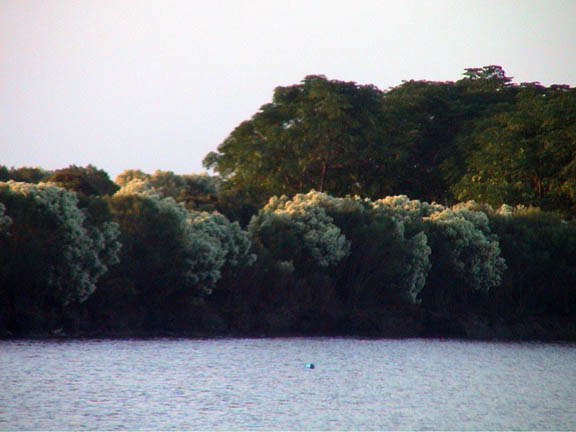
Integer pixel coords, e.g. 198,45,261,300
1,66,575,338
206,66,576,215
203,75,388,204
0,181,121,332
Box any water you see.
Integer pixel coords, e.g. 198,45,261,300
1,338,575,430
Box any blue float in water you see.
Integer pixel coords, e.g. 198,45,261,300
305,363,315,369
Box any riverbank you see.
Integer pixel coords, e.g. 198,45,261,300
2,304,575,342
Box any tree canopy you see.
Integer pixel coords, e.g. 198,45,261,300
204,75,389,204
2,65,576,339
204,66,575,217
0,181,121,306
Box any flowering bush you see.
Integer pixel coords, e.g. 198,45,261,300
248,191,432,304
370,195,506,296
115,170,220,209
248,191,350,269
109,185,253,296
372,194,445,222
424,208,506,293
0,181,121,304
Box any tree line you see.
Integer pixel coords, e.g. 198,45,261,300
205,65,576,216
1,66,575,338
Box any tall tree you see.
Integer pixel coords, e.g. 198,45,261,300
453,87,576,213
204,75,388,204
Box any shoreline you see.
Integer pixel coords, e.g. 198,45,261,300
2,314,575,343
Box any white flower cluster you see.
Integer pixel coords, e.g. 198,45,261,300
300,191,368,215
0,181,121,304
114,169,150,187
249,191,351,267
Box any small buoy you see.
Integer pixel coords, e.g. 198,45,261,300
305,363,315,369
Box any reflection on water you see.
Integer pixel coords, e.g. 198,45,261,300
1,338,575,430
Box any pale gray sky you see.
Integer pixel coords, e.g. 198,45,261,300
1,0,575,178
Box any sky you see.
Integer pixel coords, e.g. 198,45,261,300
1,0,575,179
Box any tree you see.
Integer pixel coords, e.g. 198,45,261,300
488,206,576,316
423,204,506,298
248,191,350,270
47,165,119,196
0,181,121,311
203,67,522,207
105,181,254,328
379,80,463,202
372,196,506,309
247,191,432,306
114,169,221,211
453,87,576,213
204,75,387,204
323,194,431,306
460,65,514,91
0,166,53,183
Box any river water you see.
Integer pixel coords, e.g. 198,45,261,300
0,338,575,430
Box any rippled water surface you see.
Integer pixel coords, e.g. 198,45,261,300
1,338,575,430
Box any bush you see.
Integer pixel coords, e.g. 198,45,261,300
248,191,350,270
0,181,121,309
489,207,576,316
372,196,506,309
106,182,254,329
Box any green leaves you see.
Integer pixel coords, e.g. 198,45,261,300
453,87,576,213
204,75,387,203
248,191,350,270
0,181,121,305
47,165,119,196
203,67,575,218
108,183,253,300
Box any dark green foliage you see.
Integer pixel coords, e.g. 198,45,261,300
204,75,388,204
334,216,418,307
453,87,576,213
0,182,120,335
381,67,518,203
47,165,119,196
214,188,258,228
0,166,53,183
106,195,190,299
489,209,576,317
2,65,576,339
0,190,62,318
104,194,189,330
